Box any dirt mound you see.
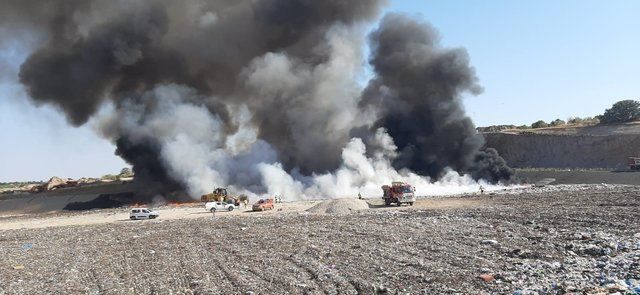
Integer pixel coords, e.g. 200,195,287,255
306,198,369,214
30,176,78,193
45,177,67,190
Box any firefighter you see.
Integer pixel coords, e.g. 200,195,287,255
358,192,363,200
479,185,485,195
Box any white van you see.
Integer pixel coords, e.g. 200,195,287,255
129,208,159,220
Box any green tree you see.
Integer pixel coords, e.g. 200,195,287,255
101,174,118,181
600,100,640,124
531,120,548,129
550,119,565,127
584,116,600,125
567,117,583,125
119,167,133,177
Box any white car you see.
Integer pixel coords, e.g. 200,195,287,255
205,201,236,212
129,208,159,220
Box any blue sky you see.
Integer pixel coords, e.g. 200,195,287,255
1,0,639,181
390,0,640,125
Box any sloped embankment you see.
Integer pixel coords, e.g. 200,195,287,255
484,132,640,169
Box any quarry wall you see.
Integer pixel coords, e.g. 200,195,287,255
483,133,640,169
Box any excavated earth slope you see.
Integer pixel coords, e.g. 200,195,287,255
483,124,640,169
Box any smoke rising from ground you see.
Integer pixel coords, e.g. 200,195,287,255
1,0,514,199
361,14,513,182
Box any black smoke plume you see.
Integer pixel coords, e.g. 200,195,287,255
1,1,512,198
362,13,513,182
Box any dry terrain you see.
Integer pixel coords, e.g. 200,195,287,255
516,169,640,185
482,122,640,170
1,184,639,294
498,122,640,136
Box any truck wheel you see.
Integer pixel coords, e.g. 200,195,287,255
130,216,136,220
397,201,402,207
210,208,216,213
409,202,414,206
228,207,234,212
384,199,391,206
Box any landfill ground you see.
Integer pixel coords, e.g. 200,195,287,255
1,184,639,294
515,169,640,186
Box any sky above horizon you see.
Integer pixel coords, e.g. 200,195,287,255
1,0,639,181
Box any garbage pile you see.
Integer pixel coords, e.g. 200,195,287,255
305,199,369,214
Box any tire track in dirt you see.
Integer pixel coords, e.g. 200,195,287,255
284,240,367,294
211,234,330,293
281,245,334,293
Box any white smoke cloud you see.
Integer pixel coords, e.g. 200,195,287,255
198,12,218,28
97,84,279,197
258,129,512,201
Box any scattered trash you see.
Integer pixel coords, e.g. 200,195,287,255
376,284,388,293
0,184,637,294
480,239,498,246
478,274,494,282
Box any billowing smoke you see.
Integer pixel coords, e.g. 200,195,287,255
360,14,513,182
1,0,514,200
